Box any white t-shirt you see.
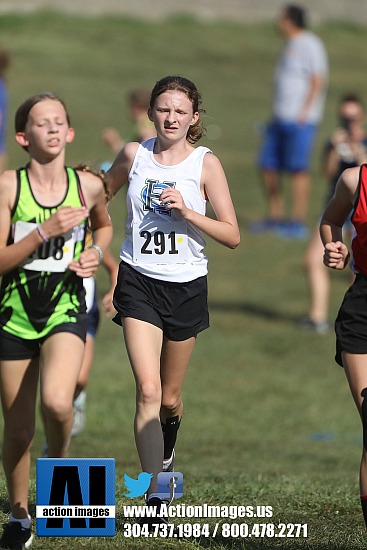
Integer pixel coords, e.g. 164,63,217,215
119,138,211,282
274,30,328,124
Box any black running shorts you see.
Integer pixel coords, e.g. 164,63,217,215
335,274,367,366
0,315,88,360
113,261,210,341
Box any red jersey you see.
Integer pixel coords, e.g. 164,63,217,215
351,164,367,275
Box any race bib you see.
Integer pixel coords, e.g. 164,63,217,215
14,221,77,272
132,218,189,264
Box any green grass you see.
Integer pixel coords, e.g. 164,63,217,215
0,10,366,548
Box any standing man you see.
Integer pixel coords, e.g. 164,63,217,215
252,4,328,239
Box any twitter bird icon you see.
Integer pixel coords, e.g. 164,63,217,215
124,472,153,498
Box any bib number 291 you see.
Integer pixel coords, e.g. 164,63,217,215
133,220,188,264
140,230,178,256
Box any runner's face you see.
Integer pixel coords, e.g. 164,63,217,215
24,99,74,156
150,90,198,143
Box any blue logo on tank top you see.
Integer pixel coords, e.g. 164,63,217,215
141,179,176,216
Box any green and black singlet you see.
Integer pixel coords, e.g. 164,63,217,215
0,166,87,339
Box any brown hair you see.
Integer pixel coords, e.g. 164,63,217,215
74,163,111,203
149,75,206,144
340,93,364,109
15,92,71,133
128,88,151,110
15,92,71,151
283,5,306,29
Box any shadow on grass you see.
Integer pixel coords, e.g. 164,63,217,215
0,497,37,518
0,497,9,515
209,300,299,323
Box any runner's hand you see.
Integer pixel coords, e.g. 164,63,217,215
39,206,89,239
69,247,100,278
323,241,350,270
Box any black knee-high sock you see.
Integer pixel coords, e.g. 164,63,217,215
361,494,367,530
161,415,181,460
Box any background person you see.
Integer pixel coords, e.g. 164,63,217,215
251,4,328,239
71,249,118,436
72,239,119,436
70,164,119,437
101,88,156,170
302,93,367,333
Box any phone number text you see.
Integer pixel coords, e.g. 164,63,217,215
122,522,308,538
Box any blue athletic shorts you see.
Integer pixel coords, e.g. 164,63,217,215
258,120,318,172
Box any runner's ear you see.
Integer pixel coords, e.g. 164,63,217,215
15,132,29,148
66,127,75,144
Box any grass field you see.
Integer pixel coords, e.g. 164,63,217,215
0,10,367,549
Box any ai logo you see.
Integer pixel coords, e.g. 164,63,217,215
36,458,115,537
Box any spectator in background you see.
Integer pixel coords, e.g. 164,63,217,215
302,94,367,333
71,234,119,437
250,4,328,239
101,88,156,170
0,47,10,174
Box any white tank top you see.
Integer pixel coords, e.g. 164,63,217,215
119,138,210,282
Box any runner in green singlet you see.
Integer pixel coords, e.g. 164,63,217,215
0,92,112,550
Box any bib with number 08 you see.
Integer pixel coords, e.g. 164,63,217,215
133,218,189,264
14,220,77,272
